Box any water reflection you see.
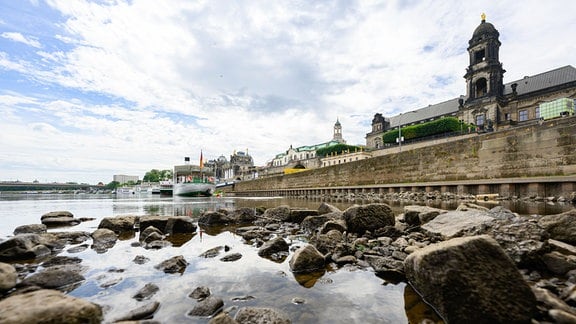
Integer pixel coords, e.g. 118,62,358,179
1,194,574,323
293,270,326,288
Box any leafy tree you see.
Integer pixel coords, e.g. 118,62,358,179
143,169,172,182
105,181,120,189
382,117,476,144
316,144,363,157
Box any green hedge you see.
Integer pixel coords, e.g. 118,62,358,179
382,117,475,144
316,144,362,157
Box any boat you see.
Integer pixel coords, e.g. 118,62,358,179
116,187,135,195
159,180,173,196
172,156,215,197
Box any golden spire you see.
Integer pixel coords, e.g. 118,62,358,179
481,13,486,22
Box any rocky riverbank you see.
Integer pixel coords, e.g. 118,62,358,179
1,202,576,323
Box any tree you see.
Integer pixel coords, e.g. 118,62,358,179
316,144,362,157
105,181,120,189
143,169,172,182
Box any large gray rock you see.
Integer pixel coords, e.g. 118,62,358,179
115,301,160,322
140,216,197,234
13,224,47,235
41,211,80,227
301,211,342,233
21,268,85,292
314,229,343,255
538,209,576,245
403,205,447,226
91,228,118,252
0,289,102,323
234,307,291,324
488,215,548,267
198,211,234,226
258,237,289,258
188,296,224,317
420,209,495,239
404,235,536,323
155,255,188,274
342,203,395,235
98,215,138,232
261,205,291,222
0,262,17,291
232,207,258,223
132,283,159,301
317,202,341,215
0,234,55,262
289,244,325,273
287,209,318,223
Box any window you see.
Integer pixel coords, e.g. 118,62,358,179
505,113,511,121
535,107,540,119
476,114,485,126
475,78,487,97
518,110,528,122
474,49,485,64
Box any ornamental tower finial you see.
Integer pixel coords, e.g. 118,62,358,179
481,12,486,22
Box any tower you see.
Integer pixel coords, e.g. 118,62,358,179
332,118,344,143
464,13,505,104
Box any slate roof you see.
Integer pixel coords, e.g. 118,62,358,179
503,65,576,96
389,97,461,128
388,65,576,127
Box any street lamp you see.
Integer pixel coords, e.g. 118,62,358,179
397,111,417,153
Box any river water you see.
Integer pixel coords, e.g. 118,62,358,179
0,193,573,323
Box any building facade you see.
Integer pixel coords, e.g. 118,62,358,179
205,150,256,182
366,15,576,149
263,119,347,177
113,174,139,184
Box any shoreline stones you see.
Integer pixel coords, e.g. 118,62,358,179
1,202,576,322
404,235,536,323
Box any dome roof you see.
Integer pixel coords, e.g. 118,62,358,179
473,20,498,37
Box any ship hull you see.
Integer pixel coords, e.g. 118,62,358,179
173,182,215,197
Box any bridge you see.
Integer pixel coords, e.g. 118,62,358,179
0,182,102,192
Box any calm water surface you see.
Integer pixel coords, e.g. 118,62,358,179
0,193,573,323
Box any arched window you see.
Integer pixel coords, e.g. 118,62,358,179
475,78,487,97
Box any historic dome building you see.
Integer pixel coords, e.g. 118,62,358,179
366,14,576,149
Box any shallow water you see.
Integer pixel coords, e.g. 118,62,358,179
0,193,573,323
0,194,408,323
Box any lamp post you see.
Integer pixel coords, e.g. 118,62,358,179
398,111,417,153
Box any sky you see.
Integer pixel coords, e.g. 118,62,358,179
0,0,574,184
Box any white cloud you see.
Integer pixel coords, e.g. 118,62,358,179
1,32,41,48
0,0,574,183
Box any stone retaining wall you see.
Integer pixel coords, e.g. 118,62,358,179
234,116,576,192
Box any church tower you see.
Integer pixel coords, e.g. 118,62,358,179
464,13,505,103
332,118,345,143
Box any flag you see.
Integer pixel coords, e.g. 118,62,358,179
199,150,204,169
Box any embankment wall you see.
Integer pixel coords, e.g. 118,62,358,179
233,116,576,192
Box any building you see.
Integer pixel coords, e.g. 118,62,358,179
264,119,347,176
205,150,256,182
113,174,139,184
321,147,371,167
366,14,576,149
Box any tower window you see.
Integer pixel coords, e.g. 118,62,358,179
474,49,485,63
518,110,528,121
475,78,488,97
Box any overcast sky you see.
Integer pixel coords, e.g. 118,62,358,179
1,0,574,184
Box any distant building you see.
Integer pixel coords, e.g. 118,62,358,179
113,174,139,184
366,14,576,149
263,119,347,177
205,150,256,181
321,148,371,167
